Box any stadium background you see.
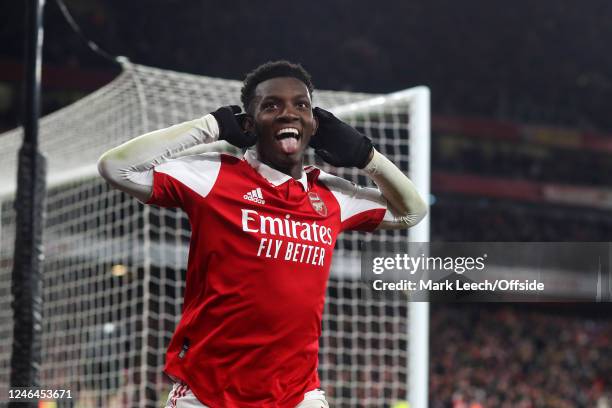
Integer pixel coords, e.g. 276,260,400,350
1,0,611,407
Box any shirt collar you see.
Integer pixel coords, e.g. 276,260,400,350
244,149,309,191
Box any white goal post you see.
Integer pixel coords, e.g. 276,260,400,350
0,62,430,408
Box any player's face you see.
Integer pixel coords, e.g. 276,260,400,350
249,77,317,178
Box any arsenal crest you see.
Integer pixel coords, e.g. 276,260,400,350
308,192,328,216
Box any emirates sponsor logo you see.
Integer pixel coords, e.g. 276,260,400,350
243,187,265,204
241,209,333,245
241,208,333,266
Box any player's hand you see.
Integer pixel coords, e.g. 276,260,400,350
211,105,257,148
310,107,373,168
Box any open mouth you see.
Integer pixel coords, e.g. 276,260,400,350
275,127,301,154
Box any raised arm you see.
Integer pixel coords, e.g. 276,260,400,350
97,106,255,202
310,107,427,229
362,149,427,229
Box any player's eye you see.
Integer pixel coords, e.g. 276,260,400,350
262,102,278,111
296,101,310,109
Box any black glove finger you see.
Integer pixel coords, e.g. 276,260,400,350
229,105,242,114
309,132,323,148
310,107,333,148
313,107,334,122
235,113,249,128
212,106,240,133
313,108,340,130
212,105,257,148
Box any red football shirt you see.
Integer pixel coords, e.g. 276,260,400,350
147,150,387,407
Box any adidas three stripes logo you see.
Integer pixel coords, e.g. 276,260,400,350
243,187,265,204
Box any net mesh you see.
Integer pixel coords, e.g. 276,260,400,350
0,62,427,407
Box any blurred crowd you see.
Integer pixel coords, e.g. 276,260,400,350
434,138,612,187
431,195,612,241
2,0,612,131
430,304,612,408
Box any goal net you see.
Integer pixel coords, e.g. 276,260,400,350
0,62,429,408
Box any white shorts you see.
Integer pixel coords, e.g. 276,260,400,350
164,381,329,408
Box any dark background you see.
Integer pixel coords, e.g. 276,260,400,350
1,0,612,132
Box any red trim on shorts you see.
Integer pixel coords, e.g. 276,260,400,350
169,383,188,408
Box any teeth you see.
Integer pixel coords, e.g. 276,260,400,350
276,128,299,136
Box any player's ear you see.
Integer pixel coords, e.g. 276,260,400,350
242,114,254,133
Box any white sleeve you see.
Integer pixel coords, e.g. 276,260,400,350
319,150,427,231
97,114,220,203
318,171,388,232
362,149,428,230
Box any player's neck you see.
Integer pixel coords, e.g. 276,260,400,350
252,147,304,180
261,158,303,180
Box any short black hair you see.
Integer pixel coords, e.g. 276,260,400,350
240,60,314,113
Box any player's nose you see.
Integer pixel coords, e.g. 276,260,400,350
277,105,300,122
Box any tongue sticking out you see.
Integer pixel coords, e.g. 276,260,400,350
279,137,299,154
